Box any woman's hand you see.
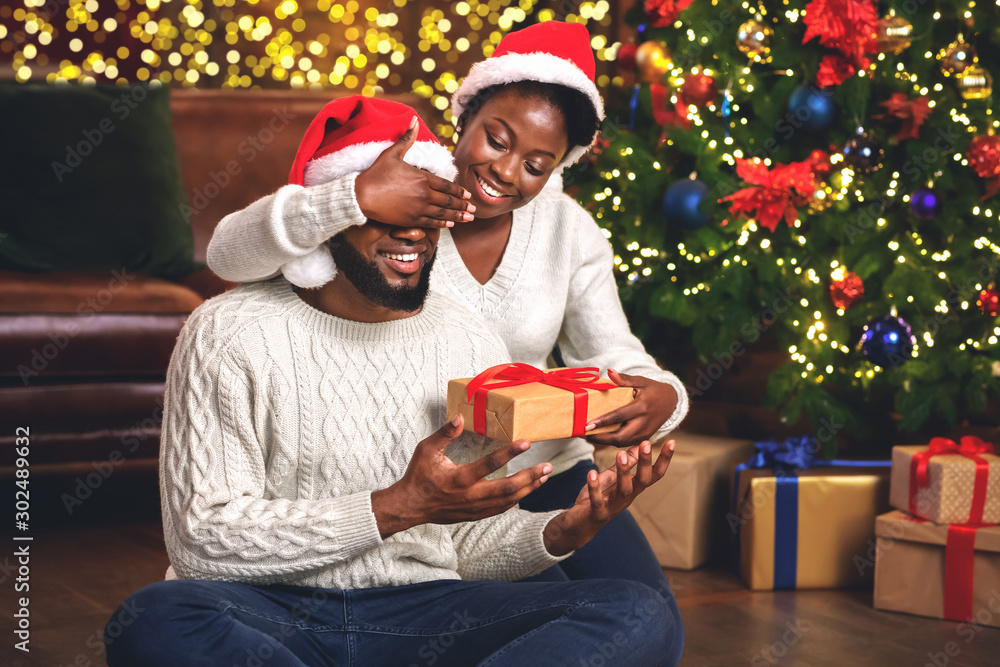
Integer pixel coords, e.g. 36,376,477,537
572,443,644,505
584,369,679,447
543,440,675,556
354,116,476,228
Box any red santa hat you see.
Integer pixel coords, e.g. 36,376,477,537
450,21,605,167
282,96,456,288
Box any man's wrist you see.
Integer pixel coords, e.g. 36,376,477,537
371,483,417,538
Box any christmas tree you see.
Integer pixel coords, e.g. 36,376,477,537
568,0,1000,455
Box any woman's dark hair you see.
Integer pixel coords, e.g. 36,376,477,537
455,80,601,153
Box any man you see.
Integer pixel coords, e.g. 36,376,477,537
106,97,677,666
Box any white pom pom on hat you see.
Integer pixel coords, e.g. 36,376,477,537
280,96,457,289
450,21,605,167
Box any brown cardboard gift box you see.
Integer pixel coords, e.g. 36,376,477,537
889,442,1000,525
874,510,1000,627
734,465,891,590
446,367,632,444
594,432,755,570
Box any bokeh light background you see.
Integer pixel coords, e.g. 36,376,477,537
0,0,625,135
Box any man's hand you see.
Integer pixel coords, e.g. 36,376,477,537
542,440,675,557
584,369,678,447
371,414,551,538
354,116,476,229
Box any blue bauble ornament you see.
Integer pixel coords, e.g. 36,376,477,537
910,187,942,219
787,85,835,131
859,316,916,368
663,179,713,229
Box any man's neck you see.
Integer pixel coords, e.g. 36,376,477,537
295,275,421,323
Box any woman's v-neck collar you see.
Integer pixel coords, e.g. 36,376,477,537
437,200,537,310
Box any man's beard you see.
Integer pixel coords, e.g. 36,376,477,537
329,235,436,312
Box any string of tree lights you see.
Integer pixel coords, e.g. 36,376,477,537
0,0,620,136
5,1,998,451
569,0,1000,451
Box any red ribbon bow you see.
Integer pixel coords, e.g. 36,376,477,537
465,363,617,439
909,436,995,524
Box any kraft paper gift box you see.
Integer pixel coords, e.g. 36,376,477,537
594,432,755,570
874,510,1000,627
446,363,632,444
889,437,1000,525
733,438,892,590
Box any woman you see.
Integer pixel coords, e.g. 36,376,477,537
207,21,687,653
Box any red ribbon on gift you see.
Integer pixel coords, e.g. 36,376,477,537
465,363,617,439
900,515,990,622
908,436,995,524
944,524,982,622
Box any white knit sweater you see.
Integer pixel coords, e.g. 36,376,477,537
207,174,689,476
160,279,566,589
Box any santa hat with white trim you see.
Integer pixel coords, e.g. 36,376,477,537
281,95,457,288
451,21,605,167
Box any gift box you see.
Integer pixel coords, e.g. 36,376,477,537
594,432,755,570
446,363,632,444
889,437,1000,525
733,437,891,590
874,510,1000,627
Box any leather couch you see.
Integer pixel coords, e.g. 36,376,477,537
0,89,431,468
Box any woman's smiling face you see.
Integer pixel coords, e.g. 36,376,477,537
452,88,570,222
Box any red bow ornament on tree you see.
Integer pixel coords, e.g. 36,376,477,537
649,84,691,130
967,134,1000,200
802,0,879,87
644,0,695,27
874,94,932,141
719,158,819,231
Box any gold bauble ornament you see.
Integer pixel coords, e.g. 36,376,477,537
809,188,833,213
957,65,993,100
635,41,672,83
876,14,912,55
830,169,850,190
939,39,976,77
737,19,773,61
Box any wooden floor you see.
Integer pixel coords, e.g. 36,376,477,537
4,464,999,667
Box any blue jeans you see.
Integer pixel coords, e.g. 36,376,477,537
519,460,684,662
105,577,679,666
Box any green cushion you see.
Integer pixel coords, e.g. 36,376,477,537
0,82,197,279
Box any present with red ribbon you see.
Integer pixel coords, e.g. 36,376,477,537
874,510,1000,627
890,437,1000,525
445,363,633,444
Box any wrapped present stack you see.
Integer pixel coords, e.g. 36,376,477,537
594,432,755,570
875,436,1000,627
731,437,892,590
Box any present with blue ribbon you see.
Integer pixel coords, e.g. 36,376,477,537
732,436,892,590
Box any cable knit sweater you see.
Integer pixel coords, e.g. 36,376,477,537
206,174,689,476
160,279,567,589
